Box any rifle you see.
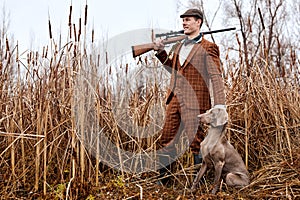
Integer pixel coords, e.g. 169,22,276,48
132,27,236,58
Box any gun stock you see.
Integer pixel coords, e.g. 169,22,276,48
132,35,186,58
132,43,155,58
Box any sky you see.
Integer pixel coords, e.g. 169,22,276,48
1,0,184,52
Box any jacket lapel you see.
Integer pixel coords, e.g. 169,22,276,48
172,42,184,70
181,42,202,70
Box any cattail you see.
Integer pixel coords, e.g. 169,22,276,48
35,51,38,66
73,24,77,42
27,52,30,65
92,29,94,43
68,5,72,26
42,46,45,58
125,63,128,74
69,24,72,39
248,16,252,33
54,44,58,55
84,4,88,26
48,19,52,39
16,41,20,63
32,51,35,65
29,51,32,63
225,48,229,60
6,37,10,52
4,37,9,59
45,45,48,58
97,54,100,67
78,18,81,42
50,57,53,69
58,33,61,49
73,44,77,57
105,52,108,64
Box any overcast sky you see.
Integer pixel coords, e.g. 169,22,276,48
0,0,232,56
1,0,183,51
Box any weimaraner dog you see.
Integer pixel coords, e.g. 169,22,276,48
191,107,249,194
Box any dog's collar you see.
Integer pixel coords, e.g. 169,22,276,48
210,122,228,131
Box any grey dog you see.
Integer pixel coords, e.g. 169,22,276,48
191,107,249,194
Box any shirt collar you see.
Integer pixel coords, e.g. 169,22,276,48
183,33,203,46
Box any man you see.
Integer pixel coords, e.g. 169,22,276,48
153,8,227,185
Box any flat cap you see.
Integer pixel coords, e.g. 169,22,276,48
180,8,203,19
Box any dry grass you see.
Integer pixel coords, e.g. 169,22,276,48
0,3,299,199
225,61,300,199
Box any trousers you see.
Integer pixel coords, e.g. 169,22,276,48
159,94,205,156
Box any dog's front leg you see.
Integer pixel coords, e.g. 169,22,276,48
191,162,207,190
211,160,225,194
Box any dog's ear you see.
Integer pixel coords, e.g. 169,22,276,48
211,108,228,127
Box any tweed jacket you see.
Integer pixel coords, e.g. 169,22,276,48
156,38,226,110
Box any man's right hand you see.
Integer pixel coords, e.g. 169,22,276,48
153,38,165,51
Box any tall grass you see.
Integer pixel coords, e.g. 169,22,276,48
0,3,299,199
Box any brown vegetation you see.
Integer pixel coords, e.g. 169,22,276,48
0,1,299,199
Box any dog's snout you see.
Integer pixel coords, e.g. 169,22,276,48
198,113,211,124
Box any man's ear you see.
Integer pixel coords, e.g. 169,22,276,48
211,108,228,127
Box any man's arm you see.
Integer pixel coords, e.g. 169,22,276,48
153,39,174,73
206,43,226,107
155,50,173,73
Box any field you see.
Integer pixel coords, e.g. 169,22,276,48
0,3,300,200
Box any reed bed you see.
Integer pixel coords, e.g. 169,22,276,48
0,3,299,199
224,61,300,198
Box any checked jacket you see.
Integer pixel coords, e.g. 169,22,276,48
155,37,226,154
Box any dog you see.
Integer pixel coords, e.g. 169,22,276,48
191,107,249,194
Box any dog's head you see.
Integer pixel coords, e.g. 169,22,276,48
198,107,228,127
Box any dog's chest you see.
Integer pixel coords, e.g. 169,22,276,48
201,128,224,157
201,135,217,154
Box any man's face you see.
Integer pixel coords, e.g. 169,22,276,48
182,17,201,36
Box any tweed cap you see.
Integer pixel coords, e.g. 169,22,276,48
180,8,203,19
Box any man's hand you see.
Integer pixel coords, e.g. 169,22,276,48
153,38,165,51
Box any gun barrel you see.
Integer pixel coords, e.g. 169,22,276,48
201,27,236,35
155,27,236,38
132,27,236,57
155,30,184,37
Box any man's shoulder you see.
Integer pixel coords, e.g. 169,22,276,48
200,38,218,47
198,38,219,53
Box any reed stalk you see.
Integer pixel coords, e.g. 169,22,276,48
0,2,298,199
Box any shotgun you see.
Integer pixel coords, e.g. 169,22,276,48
132,27,236,58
